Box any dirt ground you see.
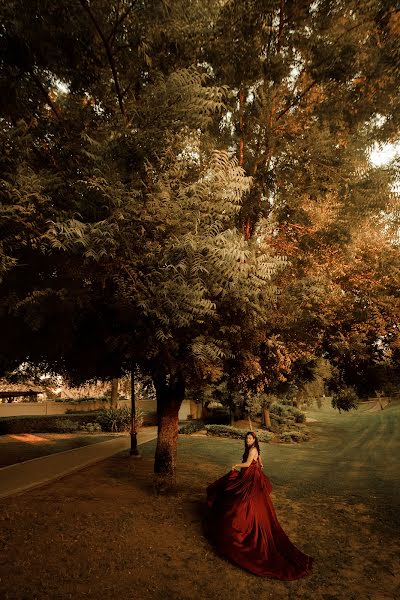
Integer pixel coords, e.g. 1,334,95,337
0,402,399,600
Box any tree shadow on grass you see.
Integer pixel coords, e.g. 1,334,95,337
102,450,156,495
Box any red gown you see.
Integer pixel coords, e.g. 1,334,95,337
206,457,313,579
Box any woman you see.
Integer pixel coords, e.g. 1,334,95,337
206,431,313,580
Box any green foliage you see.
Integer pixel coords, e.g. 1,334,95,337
178,420,205,434
207,0,400,408
79,422,102,433
0,0,399,458
95,406,143,432
259,393,279,408
50,418,80,433
243,394,261,421
270,413,286,425
0,413,99,434
331,387,359,412
62,397,108,408
286,406,306,423
269,402,289,417
205,425,274,443
279,430,309,443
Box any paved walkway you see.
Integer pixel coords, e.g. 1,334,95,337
0,427,157,500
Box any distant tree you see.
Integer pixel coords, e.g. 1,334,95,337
331,385,359,413
110,379,119,407
204,0,400,404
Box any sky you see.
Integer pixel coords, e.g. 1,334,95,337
369,142,400,167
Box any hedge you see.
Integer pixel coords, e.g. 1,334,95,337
0,412,100,435
178,420,205,434
286,406,306,423
279,430,310,443
205,425,274,443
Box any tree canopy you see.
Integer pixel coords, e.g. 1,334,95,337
1,0,399,482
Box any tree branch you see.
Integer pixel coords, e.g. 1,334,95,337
252,4,284,175
252,125,265,175
276,0,285,53
108,1,136,48
109,0,121,44
275,17,376,124
29,70,61,120
276,80,317,122
79,0,126,120
239,84,245,167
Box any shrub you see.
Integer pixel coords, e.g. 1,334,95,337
279,430,309,443
95,406,144,432
95,407,130,432
287,406,306,423
0,413,100,435
49,419,80,433
270,413,286,425
205,425,274,443
265,422,283,434
57,396,109,404
79,422,102,433
269,402,289,417
258,393,279,408
65,408,102,414
178,420,205,434
280,397,294,406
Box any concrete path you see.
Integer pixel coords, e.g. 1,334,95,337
0,427,157,500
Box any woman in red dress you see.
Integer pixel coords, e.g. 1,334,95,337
206,431,313,580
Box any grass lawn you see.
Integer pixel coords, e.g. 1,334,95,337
0,399,399,600
0,432,123,468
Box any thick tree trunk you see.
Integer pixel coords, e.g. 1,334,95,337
110,378,119,407
153,372,185,493
154,400,180,475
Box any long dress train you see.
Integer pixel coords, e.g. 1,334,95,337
206,457,313,580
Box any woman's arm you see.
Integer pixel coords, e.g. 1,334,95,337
232,448,258,470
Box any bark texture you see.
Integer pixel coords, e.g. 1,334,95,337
153,372,185,493
110,378,119,407
263,408,271,429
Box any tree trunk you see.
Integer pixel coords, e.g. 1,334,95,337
239,83,245,167
153,372,185,493
263,408,271,429
110,378,119,407
130,367,140,456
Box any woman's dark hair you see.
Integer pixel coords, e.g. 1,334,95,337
242,431,260,462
